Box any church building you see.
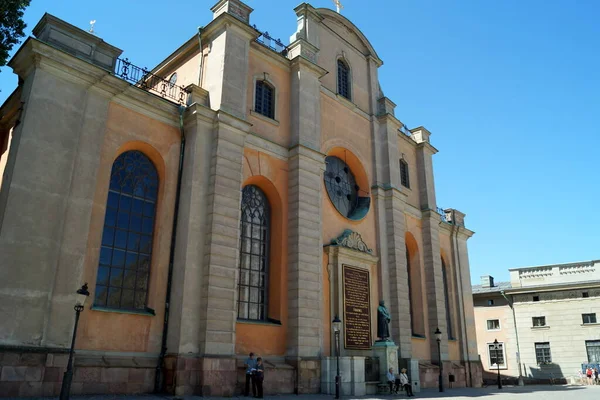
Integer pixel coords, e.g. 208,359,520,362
0,0,481,397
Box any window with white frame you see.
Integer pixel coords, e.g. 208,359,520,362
535,342,552,364
487,319,500,330
532,316,546,327
488,342,505,368
583,313,597,324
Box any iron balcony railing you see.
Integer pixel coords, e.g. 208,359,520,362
399,124,412,138
114,58,187,104
253,25,289,56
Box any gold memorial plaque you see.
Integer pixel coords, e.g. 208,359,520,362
343,265,372,349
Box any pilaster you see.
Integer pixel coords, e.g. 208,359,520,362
422,210,448,361
372,186,411,357
202,8,258,120
287,47,326,363
414,132,448,361
200,111,250,356
167,100,216,355
0,23,120,348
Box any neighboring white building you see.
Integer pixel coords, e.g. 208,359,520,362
473,260,600,384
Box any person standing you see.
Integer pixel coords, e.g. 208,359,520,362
244,352,257,397
399,368,414,397
594,368,599,385
255,357,265,398
586,367,593,385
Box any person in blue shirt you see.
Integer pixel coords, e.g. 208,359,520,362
244,352,257,397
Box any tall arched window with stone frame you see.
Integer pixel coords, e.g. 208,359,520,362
441,258,454,339
94,150,158,311
238,185,271,321
254,80,275,119
337,59,351,100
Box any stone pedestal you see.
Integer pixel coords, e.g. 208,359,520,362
321,356,365,396
373,341,398,383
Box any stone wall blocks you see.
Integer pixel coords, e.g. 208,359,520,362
74,367,101,383
18,381,43,397
1,366,27,381
100,367,129,383
24,366,44,382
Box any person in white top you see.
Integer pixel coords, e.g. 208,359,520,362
399,368,414,397
386,367,398,394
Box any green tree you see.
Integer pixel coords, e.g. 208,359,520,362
0,0,31,69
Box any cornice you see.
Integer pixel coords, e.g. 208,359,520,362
320,85,370,121
377,112,403,129
201,12,259,43
245,133,288,161
416,140,439,155
398,130,418,147
214,109,253,133
9,38,180,127
250,42,291,71
289,54,328,78
288,143,326,164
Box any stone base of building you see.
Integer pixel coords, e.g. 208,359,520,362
163,355,315,396
419,360,483,389
0,347,155,398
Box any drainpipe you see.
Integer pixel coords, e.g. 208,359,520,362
197,27,204,87
155,104,186,393
451,222,473,387
500,290,524,386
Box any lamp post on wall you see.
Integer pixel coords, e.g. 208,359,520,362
59,283,90,400
493,339,503,389
332,315,342,399
435,328,444,392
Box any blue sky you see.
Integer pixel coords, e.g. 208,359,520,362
2,0,599,284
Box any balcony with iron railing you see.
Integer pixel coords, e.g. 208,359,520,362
112,25,287,104
113,58,188,105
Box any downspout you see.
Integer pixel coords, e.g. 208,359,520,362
501,290,524,386
451,223,473,387
197,27,204,87
155,104,186,393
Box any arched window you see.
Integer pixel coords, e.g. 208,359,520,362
254,80,275,119
406,245,415,335
94,151,158,310
442,259,454,339
238,185,270,321
400,159,410,188
337,59,350,100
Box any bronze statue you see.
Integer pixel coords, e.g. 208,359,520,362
377,300,391,341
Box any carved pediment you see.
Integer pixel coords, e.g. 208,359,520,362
331,229,372,254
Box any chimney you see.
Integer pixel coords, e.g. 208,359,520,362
481,275,494,288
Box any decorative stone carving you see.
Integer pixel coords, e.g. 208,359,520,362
559,263,595,275
519,267,553,279
331,229,373,254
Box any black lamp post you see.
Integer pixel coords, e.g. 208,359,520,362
435,327,444,392
59,283,90,400
332,315,342,399
493,339,503,389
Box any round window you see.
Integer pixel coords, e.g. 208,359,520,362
324,156,369,220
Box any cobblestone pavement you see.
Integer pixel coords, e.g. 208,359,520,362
12,385,600,400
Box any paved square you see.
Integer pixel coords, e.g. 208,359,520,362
12,385,600,400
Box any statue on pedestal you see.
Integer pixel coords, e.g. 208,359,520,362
377,300,391,341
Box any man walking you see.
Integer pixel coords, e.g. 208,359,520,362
244,352,257,396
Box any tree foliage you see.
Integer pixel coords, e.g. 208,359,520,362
0,0,31,68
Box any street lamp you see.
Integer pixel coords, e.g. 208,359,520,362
59,283,90,400
435,327,444,392
332,315,342,399
493,339,503,389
